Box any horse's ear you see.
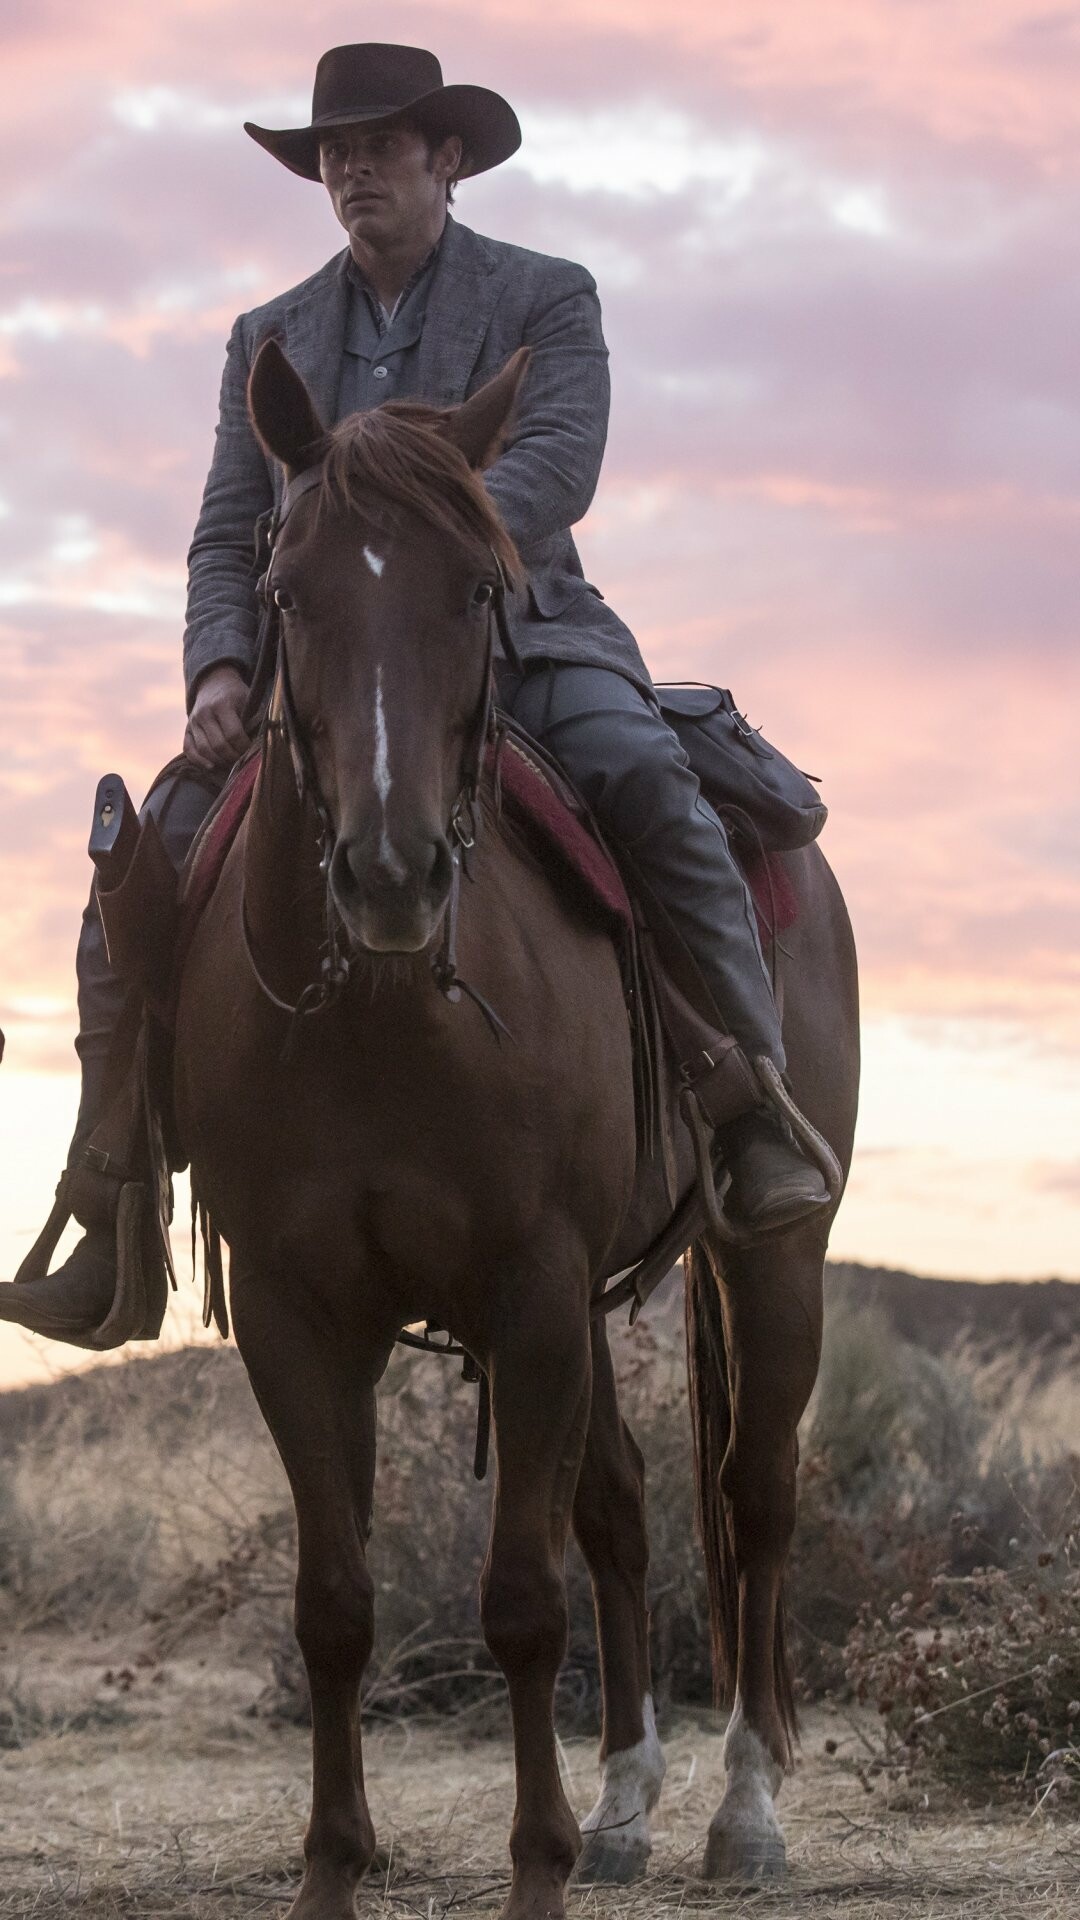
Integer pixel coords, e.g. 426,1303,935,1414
439,348,531,471
248,338,327,474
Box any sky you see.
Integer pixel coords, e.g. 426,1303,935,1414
0,1,1078,1387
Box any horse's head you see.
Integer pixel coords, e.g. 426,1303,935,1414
247,339,527,953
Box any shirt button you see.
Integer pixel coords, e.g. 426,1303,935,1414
372,365,389,380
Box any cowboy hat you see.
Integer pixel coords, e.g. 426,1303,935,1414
244,43,521,182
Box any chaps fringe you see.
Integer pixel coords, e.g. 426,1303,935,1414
191,1181,229,1340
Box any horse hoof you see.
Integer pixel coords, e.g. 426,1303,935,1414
497,1873,567,1920
575,1820,651,1884
702,1819,786,1882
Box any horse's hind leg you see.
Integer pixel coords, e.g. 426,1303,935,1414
231,1264,389,1920
480,1271,592,1920
687,1229,826,1882
572,1319,665,1884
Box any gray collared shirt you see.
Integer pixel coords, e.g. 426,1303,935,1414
334,242,442,421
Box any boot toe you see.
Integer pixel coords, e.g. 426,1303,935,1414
1,1231,117,1337
723,1124,832,1233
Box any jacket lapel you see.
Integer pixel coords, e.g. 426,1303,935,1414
417,218,508,403
283,251,351,429
271,222,506,475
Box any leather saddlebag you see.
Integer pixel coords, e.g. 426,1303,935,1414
655,684,827,852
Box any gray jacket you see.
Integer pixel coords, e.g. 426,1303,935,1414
183,216,651,706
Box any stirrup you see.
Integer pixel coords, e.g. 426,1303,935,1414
6,1170,170,1351
680,1056,843,1246
679,1088,755,1246
754,1057,844,1201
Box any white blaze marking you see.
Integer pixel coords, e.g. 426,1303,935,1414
372,667,407,880
373,667,391,807
363,545,385,578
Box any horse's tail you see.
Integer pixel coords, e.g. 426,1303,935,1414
684,1239,797,1757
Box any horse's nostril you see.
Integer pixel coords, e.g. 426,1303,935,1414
429,837,453,898
329,842,356,900
332,835,454,912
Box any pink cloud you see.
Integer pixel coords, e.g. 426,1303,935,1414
0,0,1077,1104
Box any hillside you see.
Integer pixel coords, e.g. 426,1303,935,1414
825,1261,1080,1368
0,1260,1076,1442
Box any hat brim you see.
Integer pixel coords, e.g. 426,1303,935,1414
244,84,521,182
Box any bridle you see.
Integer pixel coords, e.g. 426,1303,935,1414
241,459,519,1044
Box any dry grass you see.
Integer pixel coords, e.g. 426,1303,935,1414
1,1280,1080,1916
0,1652,1077,1920
1,1298,1078,1735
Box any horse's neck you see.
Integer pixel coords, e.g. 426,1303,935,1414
243,732,326,999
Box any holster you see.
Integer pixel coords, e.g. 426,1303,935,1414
95,813,179,1017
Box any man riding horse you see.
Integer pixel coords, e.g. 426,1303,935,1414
8,42,831,1347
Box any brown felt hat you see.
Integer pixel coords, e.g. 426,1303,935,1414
244,43,521,182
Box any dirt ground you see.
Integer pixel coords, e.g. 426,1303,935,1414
1,1636,1078,1920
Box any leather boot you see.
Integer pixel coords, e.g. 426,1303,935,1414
1,1033,127,1344
717,1106,831,1233
1,758,219,1348
2,925,135,1346
681,1051,832,1236
9,1222,118,1340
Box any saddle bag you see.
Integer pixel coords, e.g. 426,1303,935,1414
655,684,827,852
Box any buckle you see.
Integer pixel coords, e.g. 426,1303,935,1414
83,1145,112,1175
681,1047,717,1087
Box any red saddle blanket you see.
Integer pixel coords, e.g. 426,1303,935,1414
179,737,796,962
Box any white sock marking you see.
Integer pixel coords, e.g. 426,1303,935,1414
363,545,385,578
722,1698,784,1804
580,1693,665,1862
707,1695,786,1869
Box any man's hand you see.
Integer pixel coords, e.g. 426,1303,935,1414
184,664,251,771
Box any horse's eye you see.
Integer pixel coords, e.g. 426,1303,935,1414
472,582,494,608
274,586,295,612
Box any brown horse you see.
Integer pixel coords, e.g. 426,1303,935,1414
173,339,859,1920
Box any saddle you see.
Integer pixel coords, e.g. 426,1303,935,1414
22,690,824,1352
176,715,799,996
168,710,813,1327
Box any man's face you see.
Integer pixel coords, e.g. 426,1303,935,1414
319,122,461,247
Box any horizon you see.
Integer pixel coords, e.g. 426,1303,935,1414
1,1,1077,1389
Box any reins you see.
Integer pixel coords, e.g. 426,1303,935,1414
234,457,525,1478
241,458,518,1053
218,457,707,1480
235,457,701,1482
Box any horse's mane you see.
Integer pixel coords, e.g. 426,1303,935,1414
318,403,522,584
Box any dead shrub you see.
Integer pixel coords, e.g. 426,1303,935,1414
0,1348,286,1634
1,1283,1077,1758
789,1307,1040,1692
845,1480,1080,1803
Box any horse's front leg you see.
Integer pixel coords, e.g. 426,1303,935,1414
687,1230,826,1882
572,1318,665,1884
231,1262,392,1920
480,1257,592,1920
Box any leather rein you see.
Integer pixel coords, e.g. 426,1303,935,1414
239,463,676,1398
241,460,520,1046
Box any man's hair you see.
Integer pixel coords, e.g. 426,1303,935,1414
404,118,464,205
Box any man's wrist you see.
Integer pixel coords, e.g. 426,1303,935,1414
187,659,250,710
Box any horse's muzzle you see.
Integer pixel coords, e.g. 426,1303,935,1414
330,832,454,953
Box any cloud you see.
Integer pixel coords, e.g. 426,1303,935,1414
0,0,1076,1284
1030,1160,1080,1203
